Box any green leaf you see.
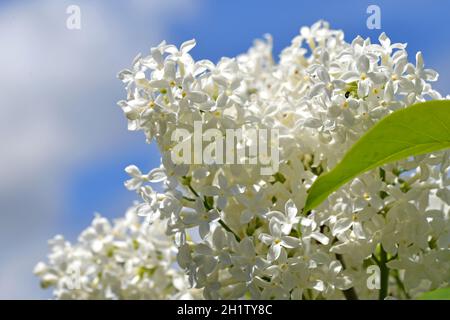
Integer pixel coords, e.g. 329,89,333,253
304,100,450,212
418,287,450,300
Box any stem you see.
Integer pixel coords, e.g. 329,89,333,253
335,254,359,300
378,245,390,300
371,254,380,266
393,270,410,299
188,185,200,198
187,183,241,242
219,219,241,242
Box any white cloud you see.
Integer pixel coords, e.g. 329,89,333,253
0,0,200,298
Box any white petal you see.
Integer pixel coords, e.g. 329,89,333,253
217,196,227,210
188,91,208,103
332,217,353,236
378,32,390,48
266,211,285,221
281,236,301,248
304,118,322,128
312,280,325,292
353,222,366,239
199,222,210,239
269,219,282,238
317,68,330,83
268,244,282,261
259,233,274,246
309,83,325,97
149,79,168,89
147,168,166,182
357,55,369,73
240,210,254,224
125,165,141,177
180,39,196,54
310,232,329,245
239,237,255,256
368,72,386,84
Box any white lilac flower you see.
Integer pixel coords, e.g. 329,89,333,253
266,199,301,235
38,21,449,300
259,219,301,261
116,22,449,299
34,206,200,300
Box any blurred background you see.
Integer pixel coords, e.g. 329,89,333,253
0,0,449,299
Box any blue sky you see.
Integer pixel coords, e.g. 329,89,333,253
1,0,449,298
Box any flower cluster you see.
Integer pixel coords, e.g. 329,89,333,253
37,21,449,300
116,21,449,299
34,206,199,299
